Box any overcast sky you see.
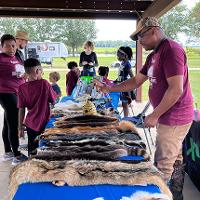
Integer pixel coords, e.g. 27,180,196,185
95,0,199,41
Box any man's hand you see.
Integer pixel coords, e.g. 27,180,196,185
144,112,159,128
93,78,110,93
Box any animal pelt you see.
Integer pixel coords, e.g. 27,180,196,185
52,110,83,118
9,159,172,200
41,131,142,142
42,122,140,139
56,114,118,123
41,128,119,138
43,125,119,135
118,120,138,134
54,115,119,128
40,132,145,149
35,144,150,162
42,138,145,149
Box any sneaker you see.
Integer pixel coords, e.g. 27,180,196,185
19,143,28,151
2,152,14,161
12,154,28,166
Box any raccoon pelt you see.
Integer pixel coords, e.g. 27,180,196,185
41,132,145,149
36,144,128,161
9,159,172,200
43,138,145,149
35,144,150,162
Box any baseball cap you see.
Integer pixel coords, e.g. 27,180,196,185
15,31,29,41
130,17,160,41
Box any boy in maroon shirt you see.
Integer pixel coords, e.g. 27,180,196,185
18,58,56,156
66,61,80,96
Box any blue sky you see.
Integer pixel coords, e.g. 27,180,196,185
95,0,199,41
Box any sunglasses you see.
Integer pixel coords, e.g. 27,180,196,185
137,27,152,39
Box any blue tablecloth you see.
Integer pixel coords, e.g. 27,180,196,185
45,116,57,129
13,183,160,200
108,92,120,110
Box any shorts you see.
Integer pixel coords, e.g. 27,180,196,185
120,92,132,104
120,90,136,104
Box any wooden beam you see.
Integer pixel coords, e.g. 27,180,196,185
0,0,151,11
0,0,66,8
66,0,151,11
135,34,143,102
142,0,181,18
0,9,140,19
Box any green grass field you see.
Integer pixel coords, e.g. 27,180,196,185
43,47,200,108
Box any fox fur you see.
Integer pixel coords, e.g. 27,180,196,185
43,119,139,137
9,159,172,200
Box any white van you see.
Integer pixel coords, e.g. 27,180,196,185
26,41,68,65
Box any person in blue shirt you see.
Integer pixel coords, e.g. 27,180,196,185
116,46,134,117
49,71,62,102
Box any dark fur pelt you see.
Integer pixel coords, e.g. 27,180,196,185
34,144,150,162
56,115,119,123
40,131,145,149
54,115,119,128
9,159,172,200
42,131,141,141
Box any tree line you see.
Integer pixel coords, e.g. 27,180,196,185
159,2,200,43
0,19,97,56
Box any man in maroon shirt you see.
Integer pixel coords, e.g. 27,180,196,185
94,17,193,200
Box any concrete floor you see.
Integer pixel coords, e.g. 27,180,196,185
0,103,200,200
